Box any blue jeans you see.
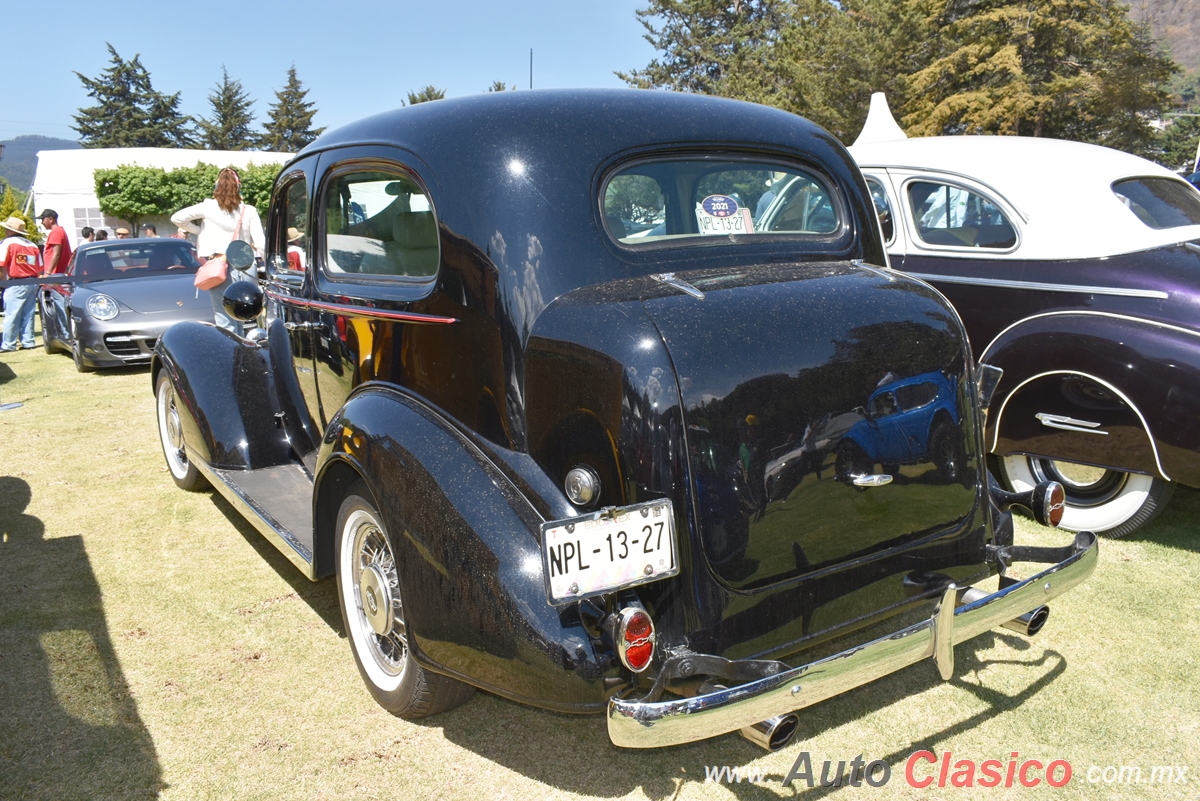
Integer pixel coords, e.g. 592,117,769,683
2,284,37,349
208,269,252,334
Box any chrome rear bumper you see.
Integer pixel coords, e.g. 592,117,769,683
607,531,1098,748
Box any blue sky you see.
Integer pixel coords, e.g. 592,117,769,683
3,0,658,142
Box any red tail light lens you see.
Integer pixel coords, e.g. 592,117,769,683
616,607,656,673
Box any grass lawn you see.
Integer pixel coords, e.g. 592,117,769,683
1,341,1197,800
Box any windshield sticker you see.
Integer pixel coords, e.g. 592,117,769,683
697,195,754,236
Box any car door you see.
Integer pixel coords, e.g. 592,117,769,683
262,155,323,466
863,169,1040,354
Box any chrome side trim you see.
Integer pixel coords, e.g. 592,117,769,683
187,453,317,580
852,474,893,487
988,370,1168,481
909,273,1168,300
981,311,1200,364
1036,413,1108,435
651,272,705,300
607,532,1098,748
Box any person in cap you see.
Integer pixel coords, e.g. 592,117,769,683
0,217,44,351
141,223,158,237
115,227,131,239
38,209,73,343
286,226,306,272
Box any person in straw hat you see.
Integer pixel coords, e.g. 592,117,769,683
0,217,44,351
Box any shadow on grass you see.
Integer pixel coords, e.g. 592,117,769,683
422,630,1066,799
0,477,164,801
0,359,15,385
206,491,344,636
1125,483,1200,554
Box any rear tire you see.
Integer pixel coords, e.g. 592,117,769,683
999,454,1174,538
155,372,208,491
335,482,474,718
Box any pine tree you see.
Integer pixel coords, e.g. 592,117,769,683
198,67,258,151
73,43,194,148
260,66,325,152
407,86,447,104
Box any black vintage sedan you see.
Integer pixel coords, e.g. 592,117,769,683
40,238,209,371
151,89,1095,750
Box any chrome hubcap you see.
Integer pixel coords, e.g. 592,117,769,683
359,563,394,636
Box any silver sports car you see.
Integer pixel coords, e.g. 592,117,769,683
40,238,213,371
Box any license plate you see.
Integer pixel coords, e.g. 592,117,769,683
541,500,678,605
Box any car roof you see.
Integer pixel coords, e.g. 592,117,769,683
851,135,1200,260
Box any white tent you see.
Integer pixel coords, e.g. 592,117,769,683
30,147,292,248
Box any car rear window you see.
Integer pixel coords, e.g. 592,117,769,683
603,158,842,246
1112,177,1200,230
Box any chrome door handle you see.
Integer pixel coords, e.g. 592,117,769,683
852,474,893,487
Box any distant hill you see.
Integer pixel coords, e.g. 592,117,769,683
1130,0,1200,75
0,136,82,193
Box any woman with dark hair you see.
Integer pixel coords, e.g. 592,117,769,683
170,167,266,333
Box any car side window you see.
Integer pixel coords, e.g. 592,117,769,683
1112,177,1200,229
864,177,895,244
273,176,308,276
322,169,438,280
907,181,1016,249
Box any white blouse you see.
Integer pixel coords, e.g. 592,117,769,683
171,198,266,259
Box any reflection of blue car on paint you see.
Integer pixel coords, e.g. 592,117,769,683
837,371,962,483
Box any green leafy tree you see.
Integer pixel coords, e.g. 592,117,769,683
74,44,194,148
899,0,1177,146
93,165,170,233
618,0,789,94
198,67,258,151
0,187,40,244
1160,115,1200,172
487,81,514,92
407,86,447,104
260,66,325,152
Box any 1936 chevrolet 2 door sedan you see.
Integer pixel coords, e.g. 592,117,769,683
152,90,1096,750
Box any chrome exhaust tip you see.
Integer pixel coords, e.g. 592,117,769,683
740,714,799,751
960,587,1049,637
1001,605,1049,637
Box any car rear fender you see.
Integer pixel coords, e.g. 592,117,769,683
152,321,296,471
981,311,1200,482
314,386,614,713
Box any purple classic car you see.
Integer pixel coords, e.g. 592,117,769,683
852,94,1200,537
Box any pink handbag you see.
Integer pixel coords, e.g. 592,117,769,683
193,206,246,290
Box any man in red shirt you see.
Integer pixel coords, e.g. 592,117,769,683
1,216,44,351
39,209,72,340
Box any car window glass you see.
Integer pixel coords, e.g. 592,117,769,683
869,391,897,417
895,382,937,411
275,177,308,275
1112,178,1200,229
604,158,841,245
907,181,1016,249
322,169,438,279
72,243,199,278
864,177,894,243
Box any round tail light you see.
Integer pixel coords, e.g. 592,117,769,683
616,607,656,673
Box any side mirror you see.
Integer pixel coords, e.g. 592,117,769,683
226,240,255,271
222,280,263,323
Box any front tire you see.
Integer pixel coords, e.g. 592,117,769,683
999,454,1174,538
72,339,93,373
155,372,207,491
335,482,473,718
